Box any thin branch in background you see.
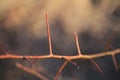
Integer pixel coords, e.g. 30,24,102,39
16,63,49,80
104,32,118,71
55,61,68,80
90,58,103,73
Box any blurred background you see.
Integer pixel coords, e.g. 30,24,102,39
0,0,120,80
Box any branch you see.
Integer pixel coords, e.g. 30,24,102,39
0,49,120,60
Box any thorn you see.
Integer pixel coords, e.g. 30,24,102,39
112,54,118,70
90,58,104,74
74,32,82,55
45,12,53,55
55,61,68,80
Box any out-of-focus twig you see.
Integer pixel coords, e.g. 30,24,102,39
16,63,49,80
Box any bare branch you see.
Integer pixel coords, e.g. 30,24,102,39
0,13,120,80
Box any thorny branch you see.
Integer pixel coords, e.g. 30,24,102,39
0,13,120,80
0,49,120,60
